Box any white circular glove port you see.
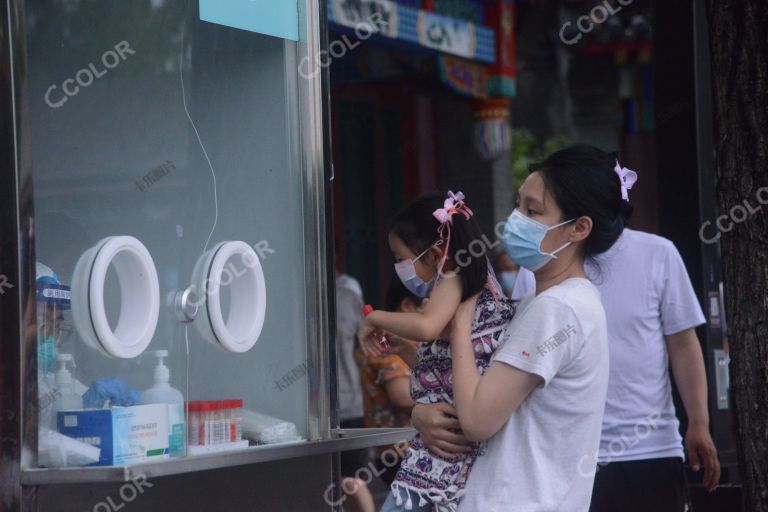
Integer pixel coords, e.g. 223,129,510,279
191,241,266,353
71,236,160,359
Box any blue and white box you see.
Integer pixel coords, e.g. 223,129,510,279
58,404,170,466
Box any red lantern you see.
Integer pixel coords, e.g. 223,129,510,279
473,98,512,160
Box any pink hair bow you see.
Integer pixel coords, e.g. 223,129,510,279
614,161,638,201
433,191,473,225
430,191,474,283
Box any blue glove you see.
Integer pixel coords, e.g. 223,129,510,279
83,378,141,408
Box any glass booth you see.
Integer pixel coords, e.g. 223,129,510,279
0,0,411,509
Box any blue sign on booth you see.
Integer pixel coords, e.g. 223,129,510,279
199,0,299,41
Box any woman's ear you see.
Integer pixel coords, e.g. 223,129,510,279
569,216,593,243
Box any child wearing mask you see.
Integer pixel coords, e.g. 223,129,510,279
359,192,515,512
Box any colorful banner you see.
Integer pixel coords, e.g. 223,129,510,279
331,0,400,38
199,0,299,41
328,0,496,63
417,11,478,59
438,55,488,99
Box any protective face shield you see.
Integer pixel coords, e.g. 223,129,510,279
36,263,72,375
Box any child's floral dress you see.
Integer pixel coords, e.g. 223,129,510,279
390,275,516,512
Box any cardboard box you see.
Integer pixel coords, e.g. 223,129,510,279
58,404,169,466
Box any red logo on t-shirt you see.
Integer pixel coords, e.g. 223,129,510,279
522,351,531,358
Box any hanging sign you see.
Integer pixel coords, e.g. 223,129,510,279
473,99,512,161
708,290,722,328
330,0,400,39
199,0,299,41
417,11,477,59
438,55,488,99
327,0,495,63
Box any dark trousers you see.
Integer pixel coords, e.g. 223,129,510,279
374,457,400,487
340,418,370,477
589,457,691,512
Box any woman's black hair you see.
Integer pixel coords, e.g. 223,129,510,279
385,274,423,312
389,193,488,300
529,144,633,258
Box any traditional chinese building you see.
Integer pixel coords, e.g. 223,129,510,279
328,0,517,304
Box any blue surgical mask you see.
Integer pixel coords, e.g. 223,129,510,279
499,271,518,295
394,242,441,298
37,335,58,375
502,209,576,271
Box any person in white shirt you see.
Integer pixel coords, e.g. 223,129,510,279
585,228,720,512
337,270,364,302
336,278,375,512
442,144,630,511
410,148,721,512
493,250,536,302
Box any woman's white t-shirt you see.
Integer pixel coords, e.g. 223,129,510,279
459,278,609,512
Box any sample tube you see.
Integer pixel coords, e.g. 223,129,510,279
225,399,244,442
202,401,213,445
212,401,226,444
187,402,199,446
234,399,243,442
219,401,231,444
209,401,219,444
224,400,234,442
237,400,244,441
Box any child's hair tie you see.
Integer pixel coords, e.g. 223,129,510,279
430,191,474,282
433,191,473,224
613,161,638,201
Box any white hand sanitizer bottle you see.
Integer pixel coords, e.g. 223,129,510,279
52,354,83,427
140,350,185,457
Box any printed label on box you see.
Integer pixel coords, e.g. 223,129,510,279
57,404,170,466
113,404,169,465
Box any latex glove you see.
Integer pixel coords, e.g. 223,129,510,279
83,378,141,408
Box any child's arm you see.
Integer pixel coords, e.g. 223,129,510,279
449,295,541,442
364,274,462,342
385,374,415,411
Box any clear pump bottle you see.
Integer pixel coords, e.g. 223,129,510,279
140,350,185,456
52,354,83,426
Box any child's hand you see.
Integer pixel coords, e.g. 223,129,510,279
357,316,388,357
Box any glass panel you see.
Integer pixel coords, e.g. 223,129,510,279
24,0,313,468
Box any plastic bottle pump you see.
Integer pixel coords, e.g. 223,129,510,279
53,354,83,413
140,350,185,456
152,350,171,386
